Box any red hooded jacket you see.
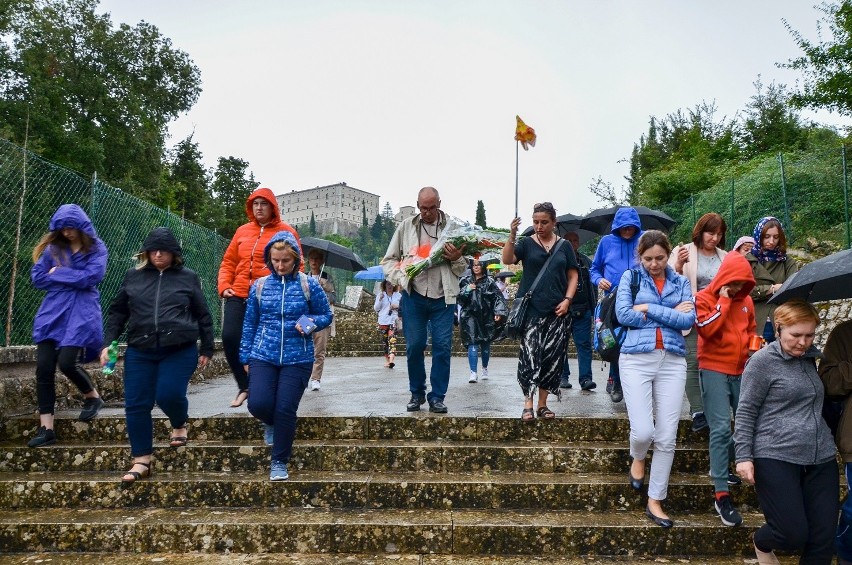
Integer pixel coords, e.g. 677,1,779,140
217,187,299,299
695,252,757,375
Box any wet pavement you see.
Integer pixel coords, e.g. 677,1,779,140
79,356,691,421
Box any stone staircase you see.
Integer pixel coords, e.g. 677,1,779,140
0,410,775,562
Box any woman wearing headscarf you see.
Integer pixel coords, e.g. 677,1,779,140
103,227,214,487
218,188,299,408
747,217,798,344
457,259,508,383
28,204,108,447
732,236,755,255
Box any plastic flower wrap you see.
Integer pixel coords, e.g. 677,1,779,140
396,216,510,279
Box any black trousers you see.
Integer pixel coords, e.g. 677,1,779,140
753,457,839,564
35,341,95,415
222,297,249,392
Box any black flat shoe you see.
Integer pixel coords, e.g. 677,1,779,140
645,506,674,529
629,470,644,491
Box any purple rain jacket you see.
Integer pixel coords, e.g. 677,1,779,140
31,204,108,362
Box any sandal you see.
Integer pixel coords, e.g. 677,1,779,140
536,406,556,419
230,390,248,408
521,407,535,423
120,461,151,488
169,425,188,448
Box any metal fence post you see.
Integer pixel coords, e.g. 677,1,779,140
843,145,850,249
690,194,696,227
778,153,792,242
730,178,735,249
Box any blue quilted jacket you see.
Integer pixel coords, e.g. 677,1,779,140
239,231,333,366
615,265,694,356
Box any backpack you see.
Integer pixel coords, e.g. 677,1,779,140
593,269,640,363
255,273,311,306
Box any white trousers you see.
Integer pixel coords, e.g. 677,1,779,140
619,350,686,501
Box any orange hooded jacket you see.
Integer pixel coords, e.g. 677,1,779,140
217,187,300,299
694,252,757,375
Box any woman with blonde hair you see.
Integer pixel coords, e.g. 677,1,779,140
735,299,838,564
28,204,108,447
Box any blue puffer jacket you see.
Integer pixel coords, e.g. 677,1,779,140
239,231,333,366
590,207,642,289
615,265,694,356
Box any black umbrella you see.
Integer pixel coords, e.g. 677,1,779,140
579,206,677,235
495,271,515,279
520,213,598,244
768,248,852,304
300,237,366,272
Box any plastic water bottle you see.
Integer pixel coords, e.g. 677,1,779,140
596,319,617,349
103,340,119,374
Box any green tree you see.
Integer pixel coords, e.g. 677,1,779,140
210,157,258,239
309,211,316,236
475,200,487,228
783,1,852,116
740,78,807,157
370,214,384,241
167,134,209,222
0,0,201,199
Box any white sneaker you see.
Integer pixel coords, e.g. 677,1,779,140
468,371,478,383
482,367,489,379
310,379,321,391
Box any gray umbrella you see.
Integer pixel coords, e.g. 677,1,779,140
521,213,598,244
768,248,852,304
300,237,366,272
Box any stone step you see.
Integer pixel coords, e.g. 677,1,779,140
0,470,760,512
0,554,793,565
0,440,714,474
1,415,703,444
0,506,763,555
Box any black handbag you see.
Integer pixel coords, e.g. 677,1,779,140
505,239,563,339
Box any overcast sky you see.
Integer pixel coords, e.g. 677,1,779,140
99,1,848,229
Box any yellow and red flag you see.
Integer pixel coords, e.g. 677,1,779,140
514,115,536,150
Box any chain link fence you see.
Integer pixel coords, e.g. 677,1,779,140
0,138,228,346
658,146,852,251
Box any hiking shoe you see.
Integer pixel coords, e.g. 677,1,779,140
606,380,614,394
429,400,448,413
406,395,426,411
270,460,289,481
481,367,488,379
715,495,743,527
580,380,597,391
691,412,708,432
310,379,321,391
610,385,623,403
79,396,104,422
468,371,478,383
27,426,56,448
727,472,742,486
559,378,572,389
263,424,274,446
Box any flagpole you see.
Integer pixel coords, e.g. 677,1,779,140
514,140,519,219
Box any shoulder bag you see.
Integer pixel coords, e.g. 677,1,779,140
505,239,564,339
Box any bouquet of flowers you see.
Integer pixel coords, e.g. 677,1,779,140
396,216,510,279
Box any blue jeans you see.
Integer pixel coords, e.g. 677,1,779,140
561,310,593,384
247,360,311,464
699,369,740,493
401,290,455,404
123,344,198,457
467,343,490,372
838,463,852,560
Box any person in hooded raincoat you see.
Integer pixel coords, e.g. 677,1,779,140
240,230,333,481
589,206,643,403
28,204,108,448
457,259,507,383
218,188,300,408
103,227,214,487
694,252,755,528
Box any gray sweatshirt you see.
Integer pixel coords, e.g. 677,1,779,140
734,340,836,466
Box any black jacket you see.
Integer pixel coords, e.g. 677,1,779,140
104,263,215,356
571,251,598,314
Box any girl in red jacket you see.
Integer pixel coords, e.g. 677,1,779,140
695,251,756,528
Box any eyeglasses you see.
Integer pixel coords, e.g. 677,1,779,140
418,204,438,212
533,201,554,211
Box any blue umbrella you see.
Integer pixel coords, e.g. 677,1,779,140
353,265,386,281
